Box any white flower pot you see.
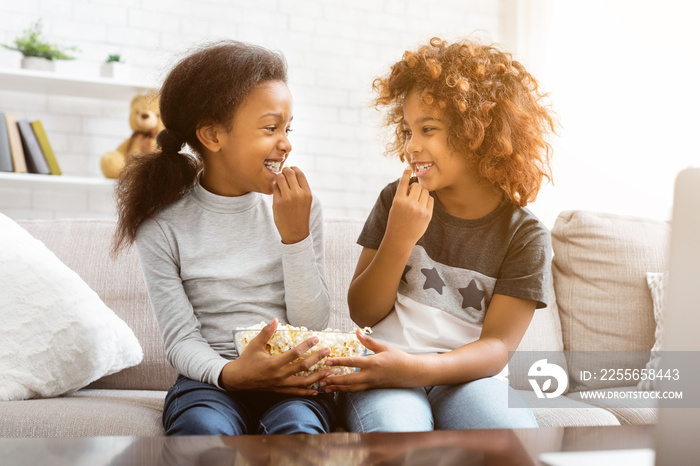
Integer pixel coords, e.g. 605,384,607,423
100,62,130,80
21,56,55,72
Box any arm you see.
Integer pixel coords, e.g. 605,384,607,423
348,169,434,327
135,219,230,387
137,219,330,395
273,167,330,329
322,293,536,391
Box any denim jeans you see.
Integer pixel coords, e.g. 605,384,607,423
339,377,537,432
163,375,336,435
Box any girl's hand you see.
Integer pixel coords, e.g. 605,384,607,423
319,330,423,392
272,167,313,244
220,319,331,396
385,168,434,250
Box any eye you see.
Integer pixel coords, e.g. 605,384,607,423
422,127,436,134
285,127,293,135
265,126,277,132
402,128,412,137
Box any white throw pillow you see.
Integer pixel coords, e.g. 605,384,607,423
0,214,143,401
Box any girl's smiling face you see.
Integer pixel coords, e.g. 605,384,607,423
402,89,470,193
201,80,293,197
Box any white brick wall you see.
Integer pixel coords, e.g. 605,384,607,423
0,0,507,220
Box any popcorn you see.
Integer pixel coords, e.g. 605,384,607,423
233,322,369,378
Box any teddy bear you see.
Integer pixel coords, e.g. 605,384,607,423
100,93,164,179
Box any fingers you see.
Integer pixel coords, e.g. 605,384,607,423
294,368,332,387
286,346,331,377
398,165,430,207
270,368,331,395
273,386,321,396
407,177,432,203
276,167,310,194
355,328,389,353
320,372,369,393
324,357,363,370
272,178,282,198
290,166,310,191
249,319,278,350
395,167,413,197
277,335,321,365
275,171,291,195
322,383,369,393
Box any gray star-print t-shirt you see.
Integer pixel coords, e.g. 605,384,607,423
358,180,551,355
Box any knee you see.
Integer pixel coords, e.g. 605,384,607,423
166,406,244,436
431,380,538,430
340,389,433,433
260,397,335,435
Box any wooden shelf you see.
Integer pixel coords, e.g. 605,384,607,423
0,67,157,100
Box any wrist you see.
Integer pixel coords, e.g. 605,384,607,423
378,231,414,262
406,354,429,387
219,360,241,391
279,225,310,245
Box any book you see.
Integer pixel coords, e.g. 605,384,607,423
30,120,61,175
17,118,51,175
0,112,14,172
4,113,27,173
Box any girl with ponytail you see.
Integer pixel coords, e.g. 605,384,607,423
113,41,335,436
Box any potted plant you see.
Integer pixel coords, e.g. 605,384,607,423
1,19,78,71
100,54,130,80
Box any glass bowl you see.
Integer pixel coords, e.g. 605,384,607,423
232,326,367,379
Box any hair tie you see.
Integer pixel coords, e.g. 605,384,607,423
156,128,185,153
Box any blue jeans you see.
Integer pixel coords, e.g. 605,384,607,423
163,375,336,435
339,377,537,432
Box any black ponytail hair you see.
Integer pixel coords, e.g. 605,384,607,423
112,40,287,255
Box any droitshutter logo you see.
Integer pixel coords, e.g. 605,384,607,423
528,359,568,399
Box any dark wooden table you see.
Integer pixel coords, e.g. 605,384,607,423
0,424,655,465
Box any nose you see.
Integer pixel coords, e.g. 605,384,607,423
278,134,291,154
404,134,420,158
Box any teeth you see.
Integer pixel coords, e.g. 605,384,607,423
264,160,282,174
414,163,434,173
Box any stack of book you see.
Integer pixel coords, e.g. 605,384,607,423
0,113,61,175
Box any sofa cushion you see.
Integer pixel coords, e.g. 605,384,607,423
0,389,165,437
0,215,143,401
564,387,658,425
516,390,621,427
551,210,670,392
509,276,567,390
18,219,177,391
324,218,364,332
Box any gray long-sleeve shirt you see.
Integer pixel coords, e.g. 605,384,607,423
135,181,329,388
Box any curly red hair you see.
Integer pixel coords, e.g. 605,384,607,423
373,37,555,206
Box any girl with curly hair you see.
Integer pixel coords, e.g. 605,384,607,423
113,41,336,435
322,37,555,432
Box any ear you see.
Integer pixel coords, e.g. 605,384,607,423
196,123,223,153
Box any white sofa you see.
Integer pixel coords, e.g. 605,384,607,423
0,210,669,436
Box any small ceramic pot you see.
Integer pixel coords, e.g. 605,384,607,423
21,56,55,72
100,62,130,80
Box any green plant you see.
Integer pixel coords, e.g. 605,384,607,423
105,54,124,63
1,19,78,61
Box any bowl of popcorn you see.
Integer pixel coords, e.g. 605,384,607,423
233,322,369,380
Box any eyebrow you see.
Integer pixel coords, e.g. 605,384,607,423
402,117,443,126
259,112,293,122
